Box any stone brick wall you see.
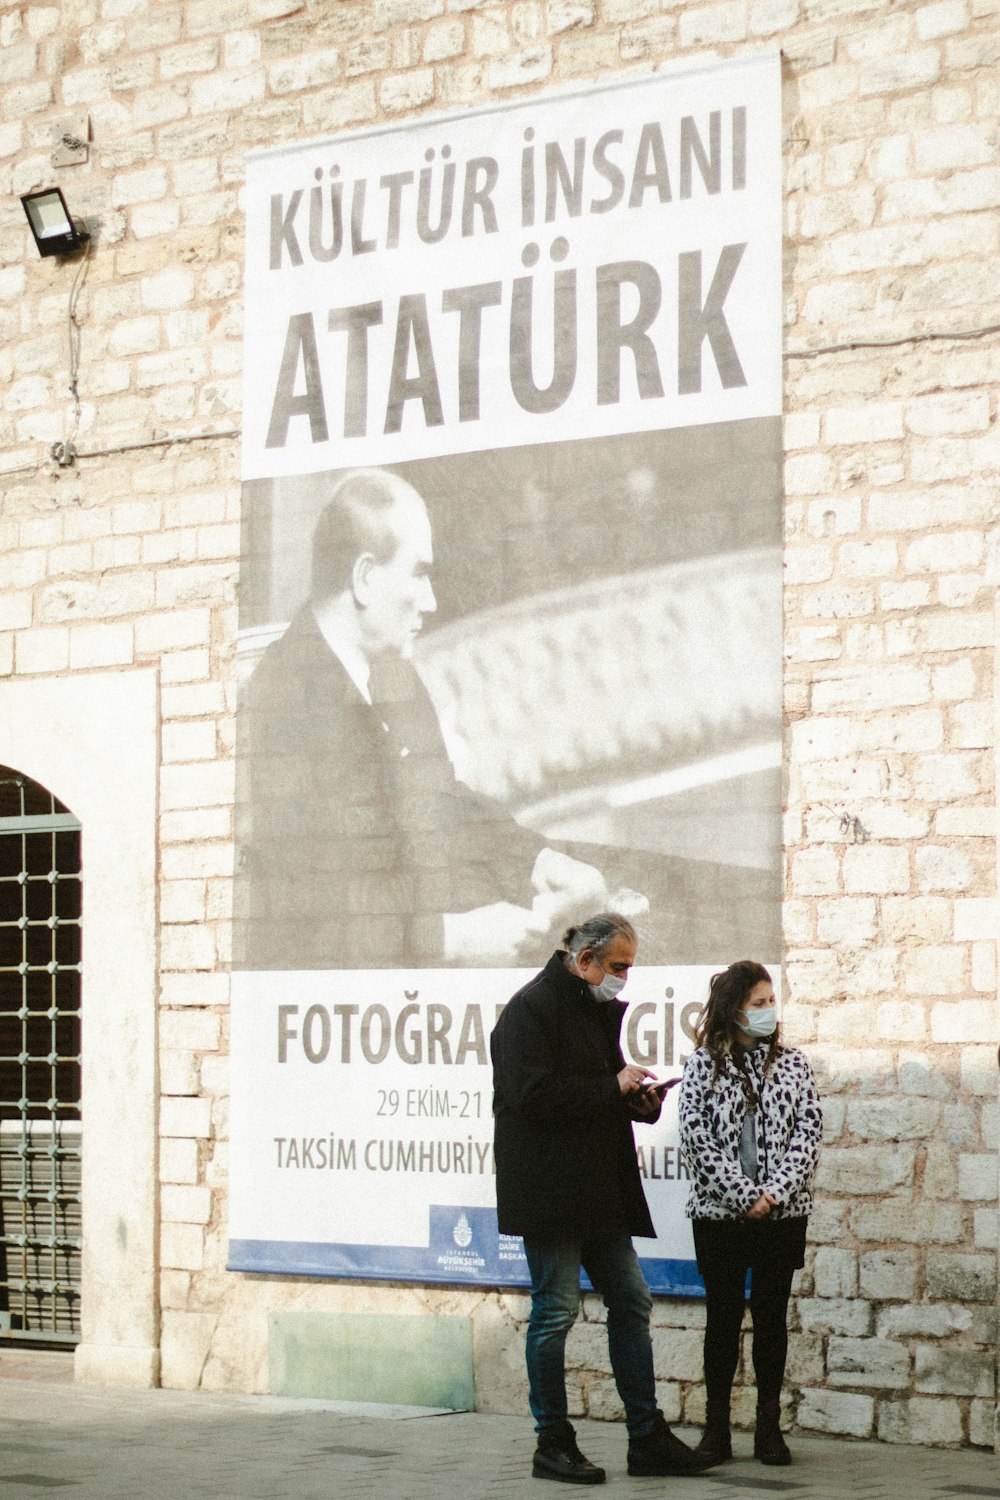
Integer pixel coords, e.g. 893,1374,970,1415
1,0,997,1448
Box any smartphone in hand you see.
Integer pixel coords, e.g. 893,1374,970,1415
639,1076,680,1098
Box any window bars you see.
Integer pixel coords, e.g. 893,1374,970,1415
0,770,82,1344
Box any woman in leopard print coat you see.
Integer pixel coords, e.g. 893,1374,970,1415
678,960,822,1469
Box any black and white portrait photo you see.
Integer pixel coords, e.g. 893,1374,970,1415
235,420,780,971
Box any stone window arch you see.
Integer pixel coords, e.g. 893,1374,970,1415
0,669,158,1386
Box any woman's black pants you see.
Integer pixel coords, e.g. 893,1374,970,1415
693,1219,805,1411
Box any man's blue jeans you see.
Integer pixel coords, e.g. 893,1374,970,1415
523,1236,659,1439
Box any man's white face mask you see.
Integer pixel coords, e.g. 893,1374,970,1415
589,970,627,1003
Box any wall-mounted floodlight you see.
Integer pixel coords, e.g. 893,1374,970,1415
20,187,90,258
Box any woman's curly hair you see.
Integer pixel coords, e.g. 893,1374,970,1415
695,959,780,1092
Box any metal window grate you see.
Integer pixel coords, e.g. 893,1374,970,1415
0,769,82,1344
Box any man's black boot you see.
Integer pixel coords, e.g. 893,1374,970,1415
532,1423,606,1485
694,1400,732,1463
627,1413,720,1475
754,1399,792,1466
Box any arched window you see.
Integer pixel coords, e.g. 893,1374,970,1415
0,767,82,1344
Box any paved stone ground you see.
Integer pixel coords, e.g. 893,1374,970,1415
0,1359,997,1500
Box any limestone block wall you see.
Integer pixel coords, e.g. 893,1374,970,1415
0,0,997,1449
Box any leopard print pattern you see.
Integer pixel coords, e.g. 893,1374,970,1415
678,1043,823,1221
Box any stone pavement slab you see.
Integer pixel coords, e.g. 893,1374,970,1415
0,1378,996,1500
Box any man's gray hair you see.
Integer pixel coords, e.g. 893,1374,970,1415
562,912,637,961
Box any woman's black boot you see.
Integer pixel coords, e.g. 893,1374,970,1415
754,1400,791,1466
695,1401,732,1463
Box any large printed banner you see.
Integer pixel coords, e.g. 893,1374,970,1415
231,54,783,1293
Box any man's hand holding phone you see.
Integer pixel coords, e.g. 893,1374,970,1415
626,1073,680,1118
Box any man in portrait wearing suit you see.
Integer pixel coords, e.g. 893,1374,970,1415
241,468,608,969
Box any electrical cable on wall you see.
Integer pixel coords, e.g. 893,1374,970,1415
785,321,1000,359
2,318,1000,486
49,234,93,468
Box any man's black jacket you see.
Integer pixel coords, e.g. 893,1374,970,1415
491,950,658,1242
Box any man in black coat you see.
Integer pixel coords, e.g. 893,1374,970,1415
491,912,718,1483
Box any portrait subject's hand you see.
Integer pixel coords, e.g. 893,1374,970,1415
530,848,608,921
606,885,650,919
442,902,546,965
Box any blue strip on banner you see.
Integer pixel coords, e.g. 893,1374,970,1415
228,1205,704,1297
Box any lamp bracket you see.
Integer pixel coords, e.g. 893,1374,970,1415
52,117,90,169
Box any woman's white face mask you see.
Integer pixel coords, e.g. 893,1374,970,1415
736,978,777,1039
736,1005,776,1039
